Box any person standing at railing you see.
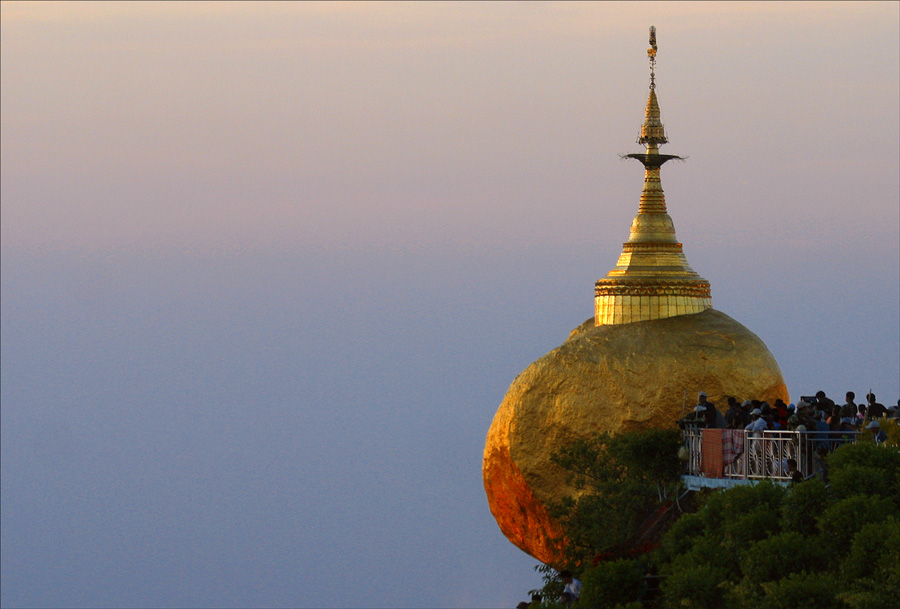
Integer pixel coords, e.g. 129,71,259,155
791,404,817,473
696,392,711,425
760,403,777,430
888,402,900,419
795,402,811,425
739,400,754,426
812,445,829,483
724,397,741,429
745,409,767,434
801,403,819,433
827,406,843,431
856,404,867,427
786,459,804,483
865,421,888,444
841,392,858,427
866,393,887,420
772,399,790,429
811,408,831,451
815,390,836,413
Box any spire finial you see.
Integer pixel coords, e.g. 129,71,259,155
595,26,710,327
628,25,675,160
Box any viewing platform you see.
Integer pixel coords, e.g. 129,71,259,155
680,426,859,491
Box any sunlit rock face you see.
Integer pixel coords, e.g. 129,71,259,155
482,308,788,564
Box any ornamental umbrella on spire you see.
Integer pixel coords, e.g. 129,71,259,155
595,27,712,326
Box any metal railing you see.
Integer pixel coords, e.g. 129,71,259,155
682,427,859,482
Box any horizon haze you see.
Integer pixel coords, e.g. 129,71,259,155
2,2,898,607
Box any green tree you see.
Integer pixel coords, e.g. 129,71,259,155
524,432,900,608
756,572,841,609
549,428,683,564
739,532,825,586
578,558,645,608
830,464,894,500
828,441,900,504
654,511,704,564
659,563,729,609
779,480,828,536
839,517,900,609
816,494,897,555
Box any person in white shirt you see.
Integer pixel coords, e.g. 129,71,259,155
745,408,767,434
559,570,582,603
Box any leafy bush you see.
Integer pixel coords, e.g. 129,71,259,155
697,481,785,531
829,441,900,480
841,516,900,592
718,504,779,549
816,495,897,554
659,563,729,609
578,558,645,608
779,480,828,536
739,532,824,584
757,572,841,609
830,463,894,500
655,511,704,563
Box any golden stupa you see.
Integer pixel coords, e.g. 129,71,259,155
483,27,789,565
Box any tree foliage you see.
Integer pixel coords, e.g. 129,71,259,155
578,558,646,608
527,431,900,609
547,428,683,566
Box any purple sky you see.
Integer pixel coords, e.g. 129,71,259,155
2,3,898,607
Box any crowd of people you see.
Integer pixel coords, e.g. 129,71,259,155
682,390,897,445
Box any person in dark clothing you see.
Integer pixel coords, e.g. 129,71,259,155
786,458,804,483
827,406,843,431
815,390,836,413
740,400,754,426
813,445,829,483
724,397,741,429
841,392,858,424
760,402,776,430
867,393,887,419
702,401,719,428
694,392,719,428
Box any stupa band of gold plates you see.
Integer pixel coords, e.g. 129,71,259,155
594,26,712,326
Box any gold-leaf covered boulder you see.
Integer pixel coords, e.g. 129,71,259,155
482,309,788,564
483,28,789,565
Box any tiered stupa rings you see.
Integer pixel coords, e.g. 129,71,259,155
594,26,711,326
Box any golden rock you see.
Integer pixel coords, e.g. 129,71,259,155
482,309,789,564
483,29,789,565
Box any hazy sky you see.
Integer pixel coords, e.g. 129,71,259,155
2,2,898,608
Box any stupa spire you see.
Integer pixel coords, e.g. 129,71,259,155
594,27,712,326
640,26,667,148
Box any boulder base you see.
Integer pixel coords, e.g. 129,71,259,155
483,308,788,564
